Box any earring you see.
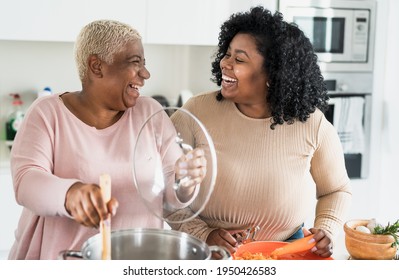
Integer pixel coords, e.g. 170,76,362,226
266,82,270,88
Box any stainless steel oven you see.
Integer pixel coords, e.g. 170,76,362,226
322,72,372,179
279,0,376,72
279,0,375,178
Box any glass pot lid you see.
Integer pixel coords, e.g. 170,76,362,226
133,107,217,224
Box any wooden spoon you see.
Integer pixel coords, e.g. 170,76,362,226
99,173,111,260
270,234,316,259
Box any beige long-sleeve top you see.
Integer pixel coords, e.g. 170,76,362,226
169,91,351,243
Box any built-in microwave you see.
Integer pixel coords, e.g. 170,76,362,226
279,0,376,72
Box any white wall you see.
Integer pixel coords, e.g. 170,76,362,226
375,0,399,224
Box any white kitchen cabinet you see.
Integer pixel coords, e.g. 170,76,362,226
146,0,229,46
146,0,277,45
0,0,276,45
0,0,147,42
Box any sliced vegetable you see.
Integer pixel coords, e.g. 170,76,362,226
270,234,316,259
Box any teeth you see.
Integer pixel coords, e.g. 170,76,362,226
222,75,237,82
130,84,140,90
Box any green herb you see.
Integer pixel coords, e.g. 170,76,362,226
373,219,399,248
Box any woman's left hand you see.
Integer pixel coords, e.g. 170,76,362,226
174,148,207,201
175,148,207,189
304,227,333,257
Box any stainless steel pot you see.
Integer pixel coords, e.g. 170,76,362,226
59,228,231,260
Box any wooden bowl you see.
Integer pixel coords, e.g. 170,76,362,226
344,219,397,260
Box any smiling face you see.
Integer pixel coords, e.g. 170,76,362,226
100,39,150,110
220,33,269,106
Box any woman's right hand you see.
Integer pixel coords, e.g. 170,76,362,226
206,228,239,258
64,182,119,228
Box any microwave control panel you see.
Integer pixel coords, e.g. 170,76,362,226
352,10,370,61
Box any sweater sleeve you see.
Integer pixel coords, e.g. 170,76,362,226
167,208,216,242
310,116,352,240
10,100,79,217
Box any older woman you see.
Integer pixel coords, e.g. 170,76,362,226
170,6,351,258
9,19,206,259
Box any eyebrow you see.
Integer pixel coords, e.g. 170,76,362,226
227,46,250,59
235,49,249,58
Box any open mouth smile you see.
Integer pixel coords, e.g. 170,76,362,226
129,83,141,92
222,74,237,88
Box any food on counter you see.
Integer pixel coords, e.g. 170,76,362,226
354,218,399,248
235,251,275,260
234,241,335,260
355,225,371,233
344,219,398,260
372,219,399,247
270,234,316,259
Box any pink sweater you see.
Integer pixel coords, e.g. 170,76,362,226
9,93,185,259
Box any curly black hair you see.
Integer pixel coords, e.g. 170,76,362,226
211,6,329,129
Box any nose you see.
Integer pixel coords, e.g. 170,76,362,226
220,56,232,70
140,66,151,80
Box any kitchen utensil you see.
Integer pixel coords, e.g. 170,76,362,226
59,228,231,260
233,240,333,260
133,107,217,224
270,234,316,259
99,173,111,260
233,225,260,245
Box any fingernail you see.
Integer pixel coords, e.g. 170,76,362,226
179,162,188,168
186,153,193,159
308,238,315,244
311,246,317,252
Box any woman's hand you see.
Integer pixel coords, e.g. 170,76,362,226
304,227,333,257
174,148,207,201
206,229,239,259
64,182,119,228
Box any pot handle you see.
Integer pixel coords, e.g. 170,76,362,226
209,245,232,260
58,250,84,260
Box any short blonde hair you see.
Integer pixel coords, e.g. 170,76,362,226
74,19,141,81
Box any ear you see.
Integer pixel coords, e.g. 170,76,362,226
88,55,103,78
